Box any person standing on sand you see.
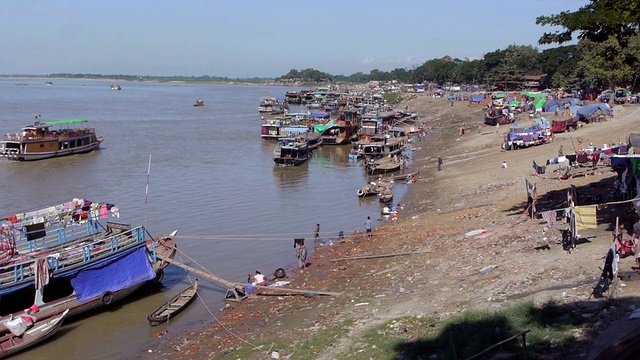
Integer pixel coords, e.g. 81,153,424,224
365,216,373,237
314,224,320,240
295,239,307,270
437,156,443,171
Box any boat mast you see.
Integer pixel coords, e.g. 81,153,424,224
145,154,151,228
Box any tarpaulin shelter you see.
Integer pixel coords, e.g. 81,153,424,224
469,95,484,104
543,99,563,113
561,98,581,106
576,104,612,121
534,99,547,111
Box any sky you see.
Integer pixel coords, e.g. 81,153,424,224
1,0,585,78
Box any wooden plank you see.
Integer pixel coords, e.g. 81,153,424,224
330,249,431,262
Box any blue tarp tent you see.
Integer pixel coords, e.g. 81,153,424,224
568,105,581,116
282,127,309,134
576,104,612,121
561,98,581,106
469,95,484,103
543,99,562,113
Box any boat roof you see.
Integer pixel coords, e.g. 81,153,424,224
42,119,89,126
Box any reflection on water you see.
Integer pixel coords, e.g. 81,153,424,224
272,165,310,188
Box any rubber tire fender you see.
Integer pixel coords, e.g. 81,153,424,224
100,291,113,306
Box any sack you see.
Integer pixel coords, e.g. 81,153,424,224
5,317,27,336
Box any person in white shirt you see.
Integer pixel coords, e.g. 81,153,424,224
252,271,267,286
502,161,507,169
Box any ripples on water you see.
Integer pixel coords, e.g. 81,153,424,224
0,80,410,359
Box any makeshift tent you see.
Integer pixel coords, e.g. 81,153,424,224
568,105,581,117
314,120,334,134
543,99,562,113
576,104,612,121
534,99,547,110
561,98,581,106
521,91,544,99
469,95,484,103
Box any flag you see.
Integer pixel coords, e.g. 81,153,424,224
541,210,557,232
574,206,597,229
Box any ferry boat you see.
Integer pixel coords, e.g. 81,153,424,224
0,119,103,161
0,198,177,327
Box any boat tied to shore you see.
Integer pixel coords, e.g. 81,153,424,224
147,279,198,326
0,119,103,161
0,198,177,335
0,308,69,358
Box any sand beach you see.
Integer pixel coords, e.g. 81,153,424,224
149,94,640,359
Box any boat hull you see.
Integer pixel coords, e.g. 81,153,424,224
0,309,68,359
1,139,102,161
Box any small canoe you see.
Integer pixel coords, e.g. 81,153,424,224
147,279,198,326
0,309,69,358
392,170,420,181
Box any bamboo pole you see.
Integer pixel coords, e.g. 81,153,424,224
330,249,431,262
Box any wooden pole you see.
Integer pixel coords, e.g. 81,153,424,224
330,249,431,262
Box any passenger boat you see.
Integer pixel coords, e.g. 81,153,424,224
147,279,198,326
278,127,323,150
285,90,301,104
273,137,311,166
0,309,68,358
0,198,177,326
0,119,103,161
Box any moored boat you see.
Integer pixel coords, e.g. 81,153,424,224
0,119,103,161
273,137,311,166
147,279,198,326
0,199,177,326
0,309,69,359
363,156,402,175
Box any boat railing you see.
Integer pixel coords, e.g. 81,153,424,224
0,225,147,288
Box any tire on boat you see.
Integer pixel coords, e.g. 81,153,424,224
153,269,165,284
357,189,365,197
100,291,114,306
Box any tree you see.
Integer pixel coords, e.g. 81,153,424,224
536,0,640,46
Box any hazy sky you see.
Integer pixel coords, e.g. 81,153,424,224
2,0,583,78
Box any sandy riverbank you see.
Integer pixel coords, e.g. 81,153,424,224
147,95,640,359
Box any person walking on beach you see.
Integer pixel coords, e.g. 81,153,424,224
365,216,373,237
437,156,443,171
314,224,320,240
295,239,307,271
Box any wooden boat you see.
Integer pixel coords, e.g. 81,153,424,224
357,178,393,198
0,119,103,161
364,157,401,175
0,309,68,358
0,199,177,325
147,279,198,326
392,170,420,181
273,137,311,166
194,98,204,107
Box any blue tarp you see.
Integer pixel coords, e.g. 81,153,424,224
311,113,330,119
70,246,155,303
561,98,581,106
568,105,581,116
576,104,612,121
282,127,309,133
469,95,484,103
543,99,562,112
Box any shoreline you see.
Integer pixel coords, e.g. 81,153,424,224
147,96,640,359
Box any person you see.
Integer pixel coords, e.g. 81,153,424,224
295,240,307,270
437,156,443,171
502,161,507,169
314,224,320,240
365,216,373,237
253,271,267,286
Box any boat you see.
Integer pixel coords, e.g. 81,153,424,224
44,81,54,86
0,309,68,358
392,170,420,181
147,279,198,326
110,85,121,91
0,199,177,325
194,98,204,107
273,137,311,166
314,110,359,145
378,188,394,203
356,177,394,198
278,127,323,150
363,157,401,175
284,90,301,104
0,119,103,161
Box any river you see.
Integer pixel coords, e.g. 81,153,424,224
0,79,410,359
